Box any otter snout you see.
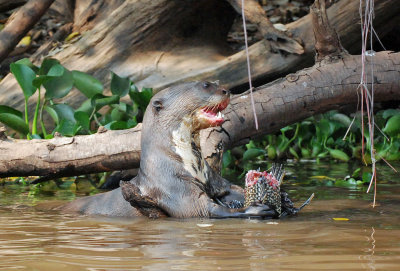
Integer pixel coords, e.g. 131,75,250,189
219,87,230,97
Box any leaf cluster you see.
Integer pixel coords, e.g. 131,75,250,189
222,110,400,181
1,58,152,139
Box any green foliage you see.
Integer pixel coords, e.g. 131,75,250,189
309,166,372,189
222,110,400,181
1,58,153,138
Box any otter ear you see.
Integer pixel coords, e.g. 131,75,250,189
212,80,220,86
152,99,164,112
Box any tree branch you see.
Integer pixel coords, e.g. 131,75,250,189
0,0,55,63
0,0,28,13
311,0,346,61
0,51,399,177
0,125,142,177
201,51,400,167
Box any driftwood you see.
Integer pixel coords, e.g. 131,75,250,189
0,0,27,13
0,0,399,178
1,51,399,177
226,0,304,54
0,0,398,112
310,0,346,61
0,0,55,63
0,126,141,177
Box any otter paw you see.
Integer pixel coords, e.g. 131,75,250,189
243,204,276,218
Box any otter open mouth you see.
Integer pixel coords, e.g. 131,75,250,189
197,98,230,127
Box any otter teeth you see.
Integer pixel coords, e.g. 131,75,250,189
217,111,223,118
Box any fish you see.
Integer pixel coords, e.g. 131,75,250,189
244,164,284,215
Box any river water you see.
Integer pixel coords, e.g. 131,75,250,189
1,162,400,270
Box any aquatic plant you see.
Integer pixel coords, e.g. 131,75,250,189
222,109,400,181
0,58,152,139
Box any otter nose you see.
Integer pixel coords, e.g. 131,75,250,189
220,88,230,96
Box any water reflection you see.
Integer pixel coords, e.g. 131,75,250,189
0,162,399,270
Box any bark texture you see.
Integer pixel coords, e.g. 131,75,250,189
0,0,55,63
201,51,400,166
0,125,141,177
0,0,399,113
227,0,304,54
1,51,399,177
311,0,346,61
0,0,27,13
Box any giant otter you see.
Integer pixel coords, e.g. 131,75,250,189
63,81,275,218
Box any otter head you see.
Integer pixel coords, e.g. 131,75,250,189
145,81,230,133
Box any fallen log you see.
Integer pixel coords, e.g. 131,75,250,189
0,0,399,113
0,0,55,63
1,51,399,177
0,0,27,13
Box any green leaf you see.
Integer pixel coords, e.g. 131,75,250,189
385,152,400,161
243,148,265,161
330,113,351,127
129,85,152,111
245,140,257,150
317,151,328,158
311,143,322,157
382,115,400,136
91,94,120,111
127,118,137,128
55,119,76,136
32,75,49,89
0,113,29,134
101,113,112,125
351,167,361,178
111,107,125,121
318,119,333,138
110,72,130,97
382,109,400,119
289,147,299,159
280,126,293,133
30,134,42,139
51,104,76,124
44,105,59,124
222,150,233,168
72,70,103,98
76,99,94,115
267,145,276,160
104,120,128,130
0,105,23,118
44,66,74,99
74,111,90,130
39,58,60,75
46,63,64,76
15,58,39,73
10,63,37,99
362,172,372,183
329,149,350,162
301,148,310,158
32,64,65,89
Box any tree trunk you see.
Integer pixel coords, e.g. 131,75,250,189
1,51,399,177
0,0,27,13
0,125,142,178
0,0,398,112
0,0,55,63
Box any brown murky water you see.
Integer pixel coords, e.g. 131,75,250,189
1,162,400,270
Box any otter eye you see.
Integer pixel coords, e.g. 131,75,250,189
152,99,163,112
203,82,211,89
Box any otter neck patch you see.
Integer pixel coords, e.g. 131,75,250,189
172,116,209,184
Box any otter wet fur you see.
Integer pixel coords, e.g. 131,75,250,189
62,81,276,218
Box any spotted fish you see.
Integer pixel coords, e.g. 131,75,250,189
244,164,285,215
